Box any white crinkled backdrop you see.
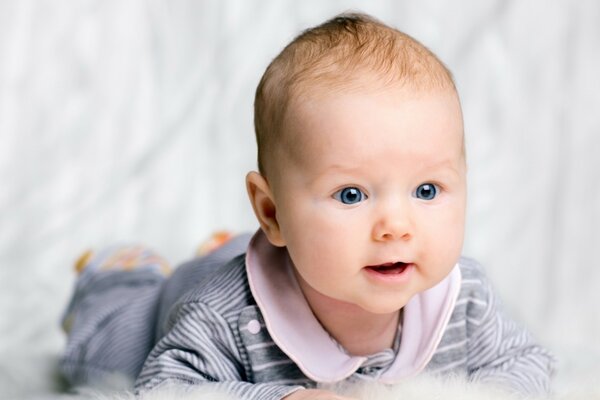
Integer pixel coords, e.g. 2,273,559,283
0,0,599,398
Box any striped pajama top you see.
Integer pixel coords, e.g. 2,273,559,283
133,232,555,399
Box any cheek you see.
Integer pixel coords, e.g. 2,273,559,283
282,206,363,270
289,214,344,259
281,197,349,237
420,205,465,260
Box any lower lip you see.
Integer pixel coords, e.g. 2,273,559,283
363,263,414,284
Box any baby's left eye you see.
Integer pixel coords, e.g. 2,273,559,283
414,183,438,200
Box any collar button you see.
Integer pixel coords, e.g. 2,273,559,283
247,319,261,334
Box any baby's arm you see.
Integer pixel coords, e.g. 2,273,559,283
135,301,303,400
464,261,555,395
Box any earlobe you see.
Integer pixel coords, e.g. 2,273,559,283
245,171,286,247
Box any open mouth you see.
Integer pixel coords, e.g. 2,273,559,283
365,262,410,275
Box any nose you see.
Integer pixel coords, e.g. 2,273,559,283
371,200,413,242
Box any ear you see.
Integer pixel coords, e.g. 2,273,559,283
246,171,286,247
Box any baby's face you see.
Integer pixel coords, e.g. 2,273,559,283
270,85,466,315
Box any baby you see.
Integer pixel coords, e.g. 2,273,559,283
60,12,554,400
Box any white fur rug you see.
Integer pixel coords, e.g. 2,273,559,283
42,374,600,400
2,354,599,400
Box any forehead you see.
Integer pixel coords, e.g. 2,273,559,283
277,85,464,176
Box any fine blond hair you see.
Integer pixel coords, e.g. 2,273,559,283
254,12,457,177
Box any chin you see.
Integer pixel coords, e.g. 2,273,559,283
359,299,409,315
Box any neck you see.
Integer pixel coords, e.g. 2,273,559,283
293,269,400,356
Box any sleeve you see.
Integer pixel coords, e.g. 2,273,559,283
134,301,304,400
465,265,556,396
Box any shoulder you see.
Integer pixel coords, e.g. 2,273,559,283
457,256,488,283
457,256,494,298
175,254,255,317
428,257,496,372
455,257,498,327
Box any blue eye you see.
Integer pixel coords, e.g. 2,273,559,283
415,183,438,200
333,187,367,205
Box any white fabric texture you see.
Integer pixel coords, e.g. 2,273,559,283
0,0,599,398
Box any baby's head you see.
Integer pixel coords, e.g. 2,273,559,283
247,13,466,315
254,12,461,181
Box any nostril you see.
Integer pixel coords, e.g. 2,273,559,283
374,231,411,242
372,217,413,242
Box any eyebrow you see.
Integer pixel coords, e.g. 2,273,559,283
307,159,462,189
324,158,462,175
322,163,362,173
420,159,463,174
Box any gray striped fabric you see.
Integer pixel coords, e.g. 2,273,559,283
60,238,554,399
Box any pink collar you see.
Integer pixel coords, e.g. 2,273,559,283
245,230,462,383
